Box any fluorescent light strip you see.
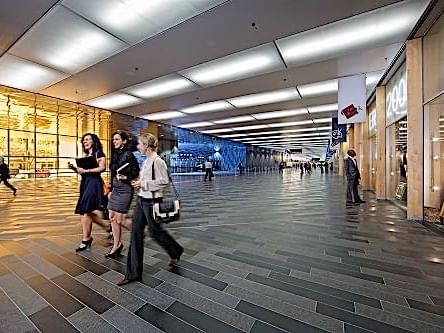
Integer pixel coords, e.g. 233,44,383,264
142,111,185,120
180,43,284,86
297,80,338,98
179,121,214,128
181,101,233,114
308,103,338,113
268,120,314,128
125,75,197,100
276,0,426,67
201,128,233,134
222,126,331,137
213,115,255,124
241,132,331,141
218,134,249,138
85,92,143,109
0,54,69,91
252,108,307,120
228,87,300,108
232,125,269,131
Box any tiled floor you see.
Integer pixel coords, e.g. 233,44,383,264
1,170,444,332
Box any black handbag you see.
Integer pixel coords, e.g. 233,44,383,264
151,158,180,224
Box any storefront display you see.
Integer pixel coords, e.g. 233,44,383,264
423,11,444,225
385,63,408,202
368,105,377,190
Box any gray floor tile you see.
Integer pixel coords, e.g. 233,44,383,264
355,303,443,333
76,271,145,312
381,301,444,328
0,273,47,316
154,269,240,308
215,271,316,311
157,282,254,331
68,307,121,333
0,288,38,333
102,305,163,333
225,284,344,333
21,253,65,279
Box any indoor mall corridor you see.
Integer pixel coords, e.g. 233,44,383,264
0,171,443,332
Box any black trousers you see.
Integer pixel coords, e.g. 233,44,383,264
125,197,183,280
204,168,213,180
0,179,16,192
346,177,360,202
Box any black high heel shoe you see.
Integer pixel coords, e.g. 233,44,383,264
75,238,93,252
105,243,123,259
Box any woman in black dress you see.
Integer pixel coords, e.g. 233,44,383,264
74,133,108,252
106,130,140,258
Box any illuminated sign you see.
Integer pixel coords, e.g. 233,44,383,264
386,63,407,126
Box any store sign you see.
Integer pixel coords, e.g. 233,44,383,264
338,74,366,124
386,63,407,126
369,108,377,136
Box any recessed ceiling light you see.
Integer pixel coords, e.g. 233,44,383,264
178,121,214,128
268,120,314,128
63,0,226,44
275,0,427,67
180,43,284,87
181,100,233,114
142,111,185,120
0,54,69,91
10,6,126,74
84,93,143,109
228,87,300,108
125,75,197,100
252,108,308,120
297,80,338,98
232,125,269,131
308,103,338,113
213,115,255,124
201,128,233,134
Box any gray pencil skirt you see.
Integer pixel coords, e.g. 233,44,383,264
108,178,134,214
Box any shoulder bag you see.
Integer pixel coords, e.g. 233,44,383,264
151,158,180,224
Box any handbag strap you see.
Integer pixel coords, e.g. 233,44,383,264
151,157,180,199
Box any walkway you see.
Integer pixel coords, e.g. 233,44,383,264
0,171,443,332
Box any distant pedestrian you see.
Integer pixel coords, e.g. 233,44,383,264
0,156,17,196
204,159,214,181
345,149,365,204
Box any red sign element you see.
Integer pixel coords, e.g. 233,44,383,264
341,104,359,119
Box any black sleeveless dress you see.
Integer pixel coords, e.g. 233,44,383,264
75,151,105,215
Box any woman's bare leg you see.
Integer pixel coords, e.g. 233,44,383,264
81,214,93,240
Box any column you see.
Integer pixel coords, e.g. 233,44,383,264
376,86,386,199
361,111,370,188
407,38,424,220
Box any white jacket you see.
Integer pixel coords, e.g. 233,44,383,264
138,152,169,199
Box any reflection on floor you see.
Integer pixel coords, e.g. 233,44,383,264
1,170,444,332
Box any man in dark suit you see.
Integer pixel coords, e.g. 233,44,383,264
344,149,365,204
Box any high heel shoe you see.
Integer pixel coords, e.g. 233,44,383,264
105,243,123,259
75,238,93,252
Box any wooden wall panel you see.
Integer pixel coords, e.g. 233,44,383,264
406,38,424,220
376,86,386,199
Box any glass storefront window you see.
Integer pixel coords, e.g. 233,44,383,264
424,93,444,224
9,130,34,156
0,129,6,156
36,133,57,157
386,117,407,201
59,135,77,158
59,103,78,136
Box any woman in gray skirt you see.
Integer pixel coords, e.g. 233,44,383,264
106,131,140,258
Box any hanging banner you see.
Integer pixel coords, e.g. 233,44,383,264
338,74,366,124
325,140,336,161
331,117,347,148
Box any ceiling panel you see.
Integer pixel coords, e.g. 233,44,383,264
63,0,227,44
9,5,128,74
41,0,403,101
0,0,59,56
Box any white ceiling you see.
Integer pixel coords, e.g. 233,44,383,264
0,0,431,157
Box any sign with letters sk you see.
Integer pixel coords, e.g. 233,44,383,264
338,74,366,124
331,117,347,148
